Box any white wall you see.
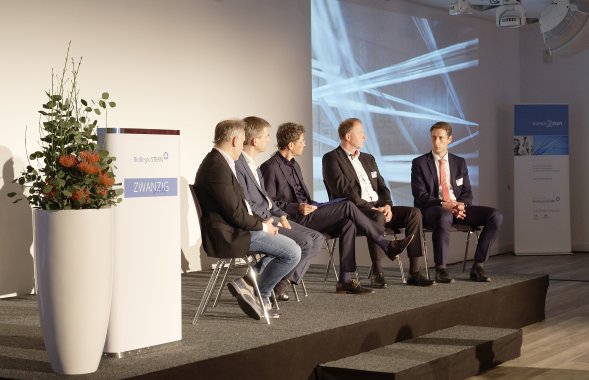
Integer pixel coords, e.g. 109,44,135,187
0,0,311,297
519,26,589,251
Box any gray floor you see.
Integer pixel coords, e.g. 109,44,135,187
0,261,542,379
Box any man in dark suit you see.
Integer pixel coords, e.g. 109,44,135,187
260,122,413,294
236,116,325,301
194,119,301,320
411,121,503,283
322,118,433,287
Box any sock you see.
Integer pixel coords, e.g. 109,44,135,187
341,272,353,283
377,239,389,252
372,259,383,274
409,257,420,274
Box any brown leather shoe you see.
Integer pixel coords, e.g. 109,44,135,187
370,272,388,289
336,279,375,294
470,264,491,282
385,234,414,260
407,271,435,287
435,267,455,284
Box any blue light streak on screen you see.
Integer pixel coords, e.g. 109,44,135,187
312,0,480,204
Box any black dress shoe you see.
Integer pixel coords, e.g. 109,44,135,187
435,267,454,284
370,272,388,289
407,271,435,287
336,279,375,294
470,264,491,282
273,278,291,300
385,234,414,260
275,292,290,301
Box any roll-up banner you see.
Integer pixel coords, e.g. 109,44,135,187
513,104,571,255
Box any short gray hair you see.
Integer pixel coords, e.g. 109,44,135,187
213,119,245,145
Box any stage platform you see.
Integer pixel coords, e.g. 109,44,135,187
0,264,548,379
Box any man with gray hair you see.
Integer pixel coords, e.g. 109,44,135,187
236,116,325,301
194,119,301,320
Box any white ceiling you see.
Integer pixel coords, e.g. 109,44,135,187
408,0,589,19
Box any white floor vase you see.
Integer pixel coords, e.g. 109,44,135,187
34,208,113,375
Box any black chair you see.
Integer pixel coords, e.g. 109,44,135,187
421,224,481,279
321,181,406,283
189,184,271,324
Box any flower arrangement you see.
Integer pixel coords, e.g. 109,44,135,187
9,46,123,209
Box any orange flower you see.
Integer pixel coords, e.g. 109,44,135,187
71,188,90,203
80,150,100,162
99,172,115,187
95,185,109,197
77,161,100,175
58,154,78,168
79,150,100,163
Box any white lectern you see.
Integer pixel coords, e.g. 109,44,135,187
98,128,181,355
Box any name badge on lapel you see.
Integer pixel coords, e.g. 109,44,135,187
456,177,463,186
371,171,378,179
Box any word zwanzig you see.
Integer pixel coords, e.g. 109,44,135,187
133,181,170,193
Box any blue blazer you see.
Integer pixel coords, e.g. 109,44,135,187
410,151,473,210
235,153,287,220
260,152,313,218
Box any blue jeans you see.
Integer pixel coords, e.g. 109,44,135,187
249,230,301,298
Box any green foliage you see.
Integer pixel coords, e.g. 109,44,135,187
9,45,123,209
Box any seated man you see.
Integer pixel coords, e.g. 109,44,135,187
322,118,433,287
194,119,301,320
411,121,503,283
236,116,325,301
261,122,412,295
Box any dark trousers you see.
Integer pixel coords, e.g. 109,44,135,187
276,218,325,284
294,200,384,273
362,206,424,272
421,205,503,266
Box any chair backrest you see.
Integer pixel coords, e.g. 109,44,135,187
188,184,203,222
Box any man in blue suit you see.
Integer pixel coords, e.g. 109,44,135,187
411,121,503,283
236,116,324,301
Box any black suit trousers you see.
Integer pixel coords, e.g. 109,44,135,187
361,206,424,268
422,205,503,266
293,200,384,273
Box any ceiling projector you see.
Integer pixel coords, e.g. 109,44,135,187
450,0,531,27
450,0,589,55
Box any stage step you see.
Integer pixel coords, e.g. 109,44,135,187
316,325,522,380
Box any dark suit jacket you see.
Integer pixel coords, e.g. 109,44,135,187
260,152,312,218
322,146,392,210
193,149,263,259
235,153,287,220
410,151,473,210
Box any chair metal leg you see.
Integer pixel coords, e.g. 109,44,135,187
397,257,406,284
323,239,339,282
291,283,300,302
300,278,308,297
212,258,234,307
193,258,225,324
422,229,430,280
271,289,279,311
462,229,480,273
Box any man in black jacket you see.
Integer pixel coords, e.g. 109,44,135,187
322,118,433,287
